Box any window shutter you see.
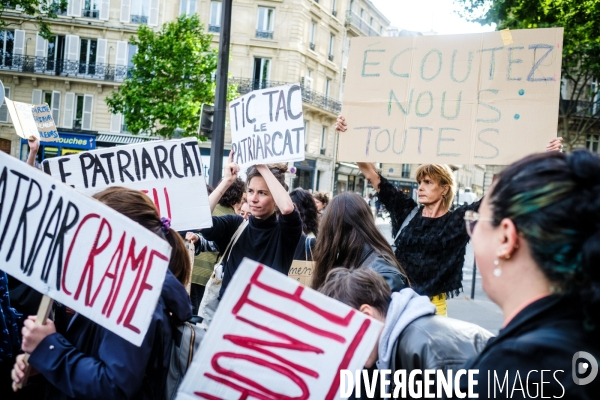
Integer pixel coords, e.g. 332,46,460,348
51,91,61,127
68,0,82,17
65,35,80,61
82,94,93,130
148,0,159,26
13,30,26,56
99,0,110,20
110,113,122,133
63,92,75,129
0,88,9,123
32,89,43,105
35,33,48,72
96,38,107,65
179,0,187,16
115,41,128,81
120,0,131,23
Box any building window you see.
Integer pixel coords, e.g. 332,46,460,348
360,8,364,19
46,35,66,73
0,30,14,67
401,164,410,178
253,57,271,89
370,17,374,26
328,34,334,61
179,0,197,16
304,120,309,151
256,7,274,39
78,38,97,75
331,0,337,16
320,126,327,155
127,44,138,68
83,0,100,18
587,134,599,153
309,21,316,51
0,87,9,122
131,0,150,24
74,95,85,129
325,78,331,99
209,1,222,32
349,0,354,13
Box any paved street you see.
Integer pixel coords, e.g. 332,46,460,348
376,215,504,335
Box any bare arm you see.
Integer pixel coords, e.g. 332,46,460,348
256,164,295,215
26,139,39,167
208,151,240,213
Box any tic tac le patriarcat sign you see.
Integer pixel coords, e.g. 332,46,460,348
0,151,171,346
42,138,211,231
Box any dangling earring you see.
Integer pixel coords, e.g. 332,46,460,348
493,259,502,277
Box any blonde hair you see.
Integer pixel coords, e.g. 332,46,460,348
415,164,456,210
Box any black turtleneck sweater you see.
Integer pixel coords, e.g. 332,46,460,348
201,209,302,297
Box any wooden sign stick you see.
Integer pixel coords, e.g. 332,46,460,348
16,295,54,390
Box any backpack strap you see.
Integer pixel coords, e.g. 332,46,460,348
394,206,419,242
215,219,249,265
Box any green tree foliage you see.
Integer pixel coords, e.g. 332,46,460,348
457,0,600,150
1,0,68,39
106,15,237,138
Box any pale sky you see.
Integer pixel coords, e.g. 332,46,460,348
369,0,495,35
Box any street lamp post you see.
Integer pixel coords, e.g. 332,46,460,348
209,0,233,187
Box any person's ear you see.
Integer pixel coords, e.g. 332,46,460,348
497,218,519,259
359,304,376,318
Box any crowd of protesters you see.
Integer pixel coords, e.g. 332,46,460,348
1,127,599,399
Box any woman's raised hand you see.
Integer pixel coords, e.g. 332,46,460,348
335,115,347,133
223,150,240,183
546,137,563,152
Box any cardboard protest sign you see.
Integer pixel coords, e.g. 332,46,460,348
230,84,305,169
339,28,564,165
177,258,383,400
42,138,211,231
0,151,171,346
5,98,59,141
288,259,315,286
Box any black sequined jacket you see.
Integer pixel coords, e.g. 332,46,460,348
377,175,481,297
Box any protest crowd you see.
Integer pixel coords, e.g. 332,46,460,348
0,28,599,400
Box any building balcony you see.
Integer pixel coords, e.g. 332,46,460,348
230,77,342,115
130,14,148,24
82,9,99,19
345,10,380,37
209,24,220,33
559,99,600,118
256,30,274,39
0,55,131,83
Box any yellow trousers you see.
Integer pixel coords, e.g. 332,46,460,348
430,293,447,316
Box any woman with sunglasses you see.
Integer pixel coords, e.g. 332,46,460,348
460,150,600,398
336,116,563,316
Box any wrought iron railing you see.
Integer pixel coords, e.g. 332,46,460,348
256,30,274,39
82,9,99,18
130,14,148,24
230,77,342,114
345,10,380,37
209,24,220,33
0,54,130,82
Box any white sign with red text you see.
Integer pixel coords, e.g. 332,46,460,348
42,138,211,231
0,151,171,346
176,258,383,400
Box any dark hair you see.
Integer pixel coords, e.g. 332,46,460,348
93,187,191,287
490,150,600,329
219,178,245,208
318,267,392,316
311,192,406,290
290,188,319,236
246,163,289,191
313,191,329,206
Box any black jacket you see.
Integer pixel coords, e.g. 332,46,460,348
459,294,600,399
28,271,192,400
359,245,407,293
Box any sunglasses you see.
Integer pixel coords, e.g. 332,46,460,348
464,211,495,237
